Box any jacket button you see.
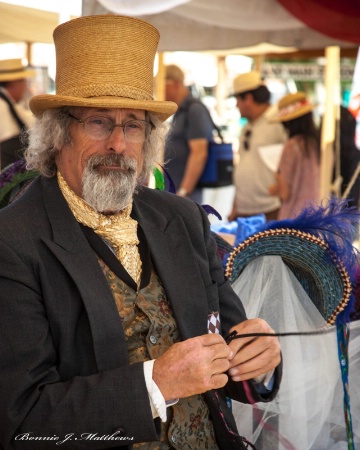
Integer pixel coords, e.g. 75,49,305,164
150,335,157,344
113,427,125,436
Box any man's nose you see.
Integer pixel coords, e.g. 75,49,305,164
107,125,126,152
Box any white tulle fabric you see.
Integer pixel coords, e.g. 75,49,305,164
230,255,360,450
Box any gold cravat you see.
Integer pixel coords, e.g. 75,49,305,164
57,172,142,287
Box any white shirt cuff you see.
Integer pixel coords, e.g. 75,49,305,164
143,360,178,423
253,368,275,390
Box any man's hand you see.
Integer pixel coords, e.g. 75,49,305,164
153,334,231,401
227,318,281,382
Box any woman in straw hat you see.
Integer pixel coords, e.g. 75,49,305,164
268,92,321,220
0,14,281,450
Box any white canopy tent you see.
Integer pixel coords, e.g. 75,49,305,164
0,2,79,44
0,0,357,54
0,0,357,200
82,0,359,52
81,0,360,200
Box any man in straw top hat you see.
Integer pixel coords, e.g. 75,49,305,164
229,70,287,222
0,15,281,450
0,58,36,169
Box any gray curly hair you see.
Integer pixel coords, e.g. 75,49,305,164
25,107,169,183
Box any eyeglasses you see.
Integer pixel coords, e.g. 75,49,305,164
66,113,155,143
243,129,252,151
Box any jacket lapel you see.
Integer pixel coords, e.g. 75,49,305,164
133,193,208,339
41,177,129,372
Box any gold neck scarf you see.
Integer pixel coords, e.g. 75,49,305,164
57,171,142,287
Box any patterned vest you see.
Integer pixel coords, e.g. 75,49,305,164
98,258,219,450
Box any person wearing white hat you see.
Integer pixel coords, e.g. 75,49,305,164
229,71,287,222
0,58,36,169
0,15,281,450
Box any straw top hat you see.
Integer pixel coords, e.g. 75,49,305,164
29,15,177,122
0,59,36,82
232,71,264,96
271,92,314,122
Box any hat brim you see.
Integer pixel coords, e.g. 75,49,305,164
29,94,177,122
0,69,36,82
270,104,314,122
231,82,264,97
225,228,352,325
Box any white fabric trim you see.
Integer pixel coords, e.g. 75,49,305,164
144,360,178,423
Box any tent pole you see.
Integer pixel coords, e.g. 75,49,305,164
215,56,227,121
26,42,32,65
156,51,165,101
320,46,340,200
252,54,264,72
153,51,166,182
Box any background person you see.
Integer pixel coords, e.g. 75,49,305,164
0,58,35,169
268,92,321,220
0,15,281,450
336,106,359,209
229,71,287,222
164,64,214,202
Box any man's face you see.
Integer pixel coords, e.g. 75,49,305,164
56,107,146,212
164,79,178,103
7,79,28,103
236,94,252,120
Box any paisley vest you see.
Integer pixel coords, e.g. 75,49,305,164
98,257,219,450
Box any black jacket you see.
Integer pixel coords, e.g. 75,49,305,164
0,176,281,449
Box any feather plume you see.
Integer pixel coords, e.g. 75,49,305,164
201,204,222,221
153,167,165,191
160,165,176,194
0,159,38,208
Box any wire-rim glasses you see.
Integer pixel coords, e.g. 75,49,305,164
66,113,155,143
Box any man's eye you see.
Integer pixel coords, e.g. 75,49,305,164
89,117,110,126
127,121,142,130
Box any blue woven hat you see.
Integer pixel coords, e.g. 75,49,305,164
225,200,359,325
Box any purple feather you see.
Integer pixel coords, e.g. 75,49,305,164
160,165,176,194
0,159,27,188
201,204,222,221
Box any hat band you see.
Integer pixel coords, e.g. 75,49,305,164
278,100,309,118
58,83,154,101
0,67,28,74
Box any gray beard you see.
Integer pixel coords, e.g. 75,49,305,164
82,154,138,213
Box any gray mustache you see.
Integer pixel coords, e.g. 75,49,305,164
88,154,137,172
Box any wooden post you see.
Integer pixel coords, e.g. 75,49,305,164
215,56,227,120
156,52,165,101
320,46,340,199
26,42,32,65
252,54,264,72
152,51,166,185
